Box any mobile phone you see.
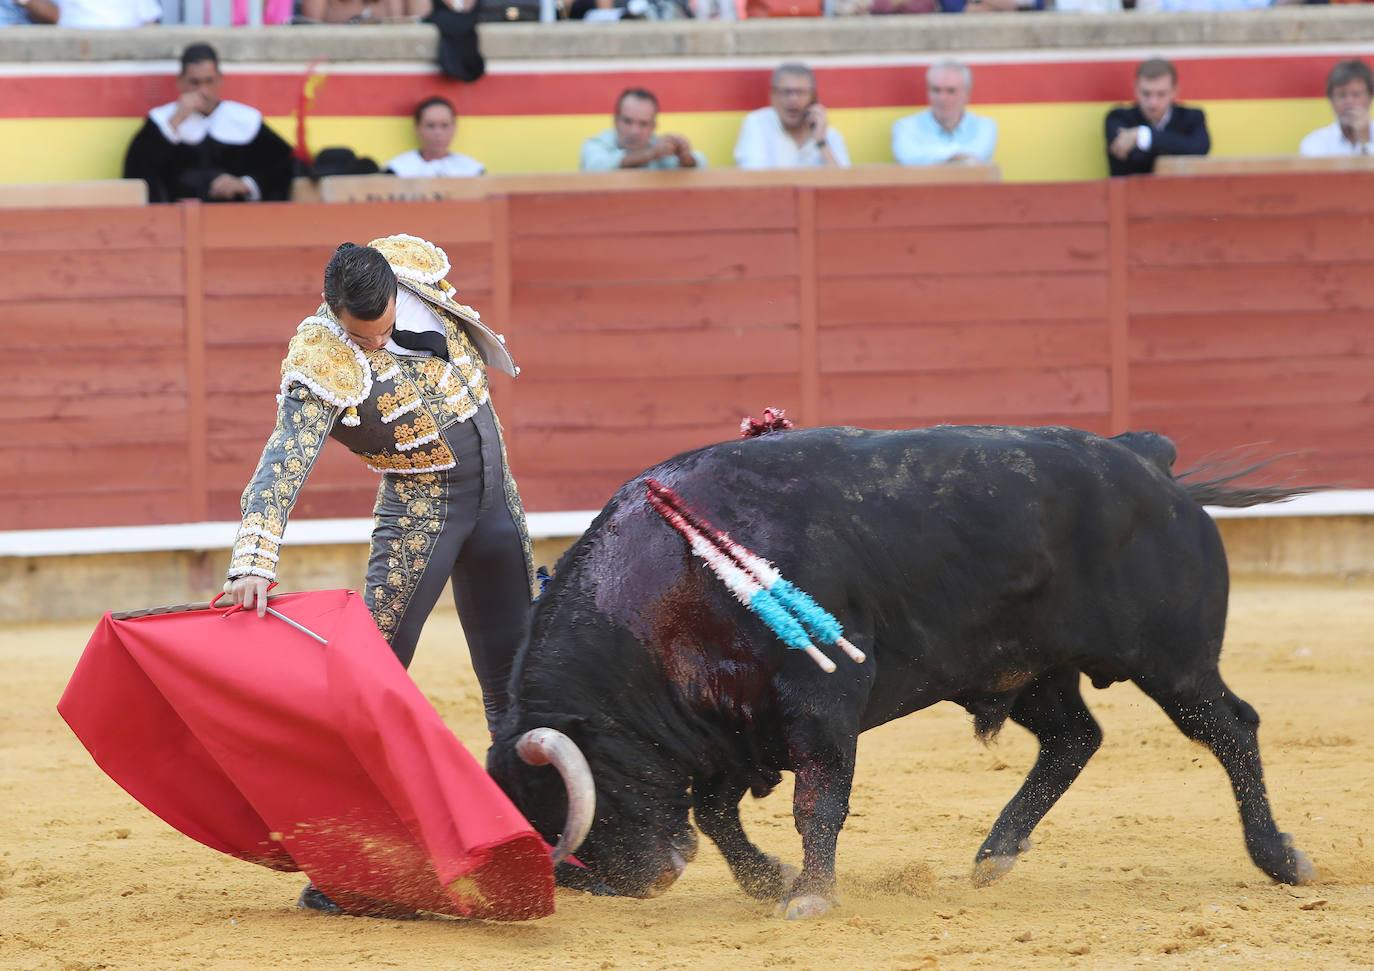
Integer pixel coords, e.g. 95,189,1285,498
807,97,819,130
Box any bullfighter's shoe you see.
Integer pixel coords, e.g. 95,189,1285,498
296,882,344,915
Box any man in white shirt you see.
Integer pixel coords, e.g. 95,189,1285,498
385,96,485,178
10,0,161,26
1300,60,1373,157
734,63,850,170
891,61,998,166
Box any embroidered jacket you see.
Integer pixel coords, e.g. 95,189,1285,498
227,234,527,587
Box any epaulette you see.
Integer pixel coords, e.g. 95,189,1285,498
367,233,450,284
280,316,372,425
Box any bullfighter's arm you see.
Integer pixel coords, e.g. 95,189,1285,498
226,385,341,582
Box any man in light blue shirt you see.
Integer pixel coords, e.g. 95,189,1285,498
891,61,998,167
580,88,705,172
0,0,41,24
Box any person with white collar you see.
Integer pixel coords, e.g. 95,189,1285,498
123,42,295,203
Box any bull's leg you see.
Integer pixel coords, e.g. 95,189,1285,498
777,728,858,920
1143,675,1315,885
693,773,798,901
972,666,1102,887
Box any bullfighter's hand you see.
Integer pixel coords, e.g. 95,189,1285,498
224,576,271,618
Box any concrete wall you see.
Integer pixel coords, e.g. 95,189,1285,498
5,11,1374,64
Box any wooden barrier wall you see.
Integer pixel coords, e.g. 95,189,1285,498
4,172,1371,531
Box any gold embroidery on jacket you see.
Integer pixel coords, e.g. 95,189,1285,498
360,442,457,474
229,387,337,580
280,322,370,408
366,473,446,642
393,411,439,452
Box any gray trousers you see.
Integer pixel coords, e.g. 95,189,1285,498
363,404,531,732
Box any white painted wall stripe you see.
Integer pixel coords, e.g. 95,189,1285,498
1,492,1369,557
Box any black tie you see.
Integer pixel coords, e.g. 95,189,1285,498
390,327,449,361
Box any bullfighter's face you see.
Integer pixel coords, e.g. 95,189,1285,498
336,293,396,352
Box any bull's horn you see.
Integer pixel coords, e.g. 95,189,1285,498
516,728,595,865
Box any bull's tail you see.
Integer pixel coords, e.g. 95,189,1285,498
1176,454,1325,509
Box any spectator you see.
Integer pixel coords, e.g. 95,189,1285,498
734,63,850,170
1299,59,1373,156
0,0,38,24
579,88,705,172
2,0,160,24
1051,0,1121,9
891,61,997,166
1105,58,1210,177
957,0,1044,9
385,97,485,177
1136,0,1274,9
232,0,295,22
298,0,430,21
123,43,296,203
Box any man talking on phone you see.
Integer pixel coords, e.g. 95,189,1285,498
734,63,851,170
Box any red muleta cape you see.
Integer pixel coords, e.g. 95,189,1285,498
57,588,554,921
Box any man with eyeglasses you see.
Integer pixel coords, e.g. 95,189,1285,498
734,63,850,170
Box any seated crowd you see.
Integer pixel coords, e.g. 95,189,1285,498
0,0,1361,25
84,40,1374,203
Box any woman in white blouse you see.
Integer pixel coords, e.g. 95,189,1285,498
385,96,486,178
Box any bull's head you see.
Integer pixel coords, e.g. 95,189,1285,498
491,718,699,898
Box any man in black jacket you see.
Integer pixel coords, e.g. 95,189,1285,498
1105,59,1210,177
123,43,296,203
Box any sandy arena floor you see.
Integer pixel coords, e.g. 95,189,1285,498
1,576,1371,971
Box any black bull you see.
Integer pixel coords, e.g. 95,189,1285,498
488,425,1316,918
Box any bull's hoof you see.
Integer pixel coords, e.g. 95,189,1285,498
776,893,837,920
971,837,1032,887
971,854,1017,887
737,856,798,901
1280,833,1317,885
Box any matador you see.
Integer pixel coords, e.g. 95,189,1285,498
224,234,536,736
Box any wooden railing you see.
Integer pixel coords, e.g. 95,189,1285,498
4,170,1371,531
1155,155,1374,176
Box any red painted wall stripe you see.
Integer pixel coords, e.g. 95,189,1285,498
0,54,1350,120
